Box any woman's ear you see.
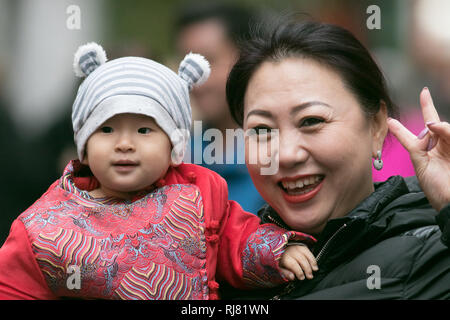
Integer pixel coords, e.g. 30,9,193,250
371,100,389,157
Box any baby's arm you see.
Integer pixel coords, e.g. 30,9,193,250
0,219,55,299
279,244,318,281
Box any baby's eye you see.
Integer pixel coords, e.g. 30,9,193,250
100,126,113,133
138,127,152,134
300,117,324,127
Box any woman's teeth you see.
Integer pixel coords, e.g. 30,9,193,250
281,175,323,191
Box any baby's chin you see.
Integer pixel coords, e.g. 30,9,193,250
99,183,156,199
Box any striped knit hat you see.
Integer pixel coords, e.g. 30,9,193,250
72,42,210,165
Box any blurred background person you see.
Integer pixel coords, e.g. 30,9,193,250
173,1,265,213
0,69,32,244
0,0,105,244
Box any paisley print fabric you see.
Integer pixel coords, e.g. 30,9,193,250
0,161,317,299
20,164,208,299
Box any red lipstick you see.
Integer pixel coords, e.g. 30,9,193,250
279,175,324,204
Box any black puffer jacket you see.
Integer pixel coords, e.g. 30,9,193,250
221,176,450,299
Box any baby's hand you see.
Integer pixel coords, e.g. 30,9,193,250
279,244,318,281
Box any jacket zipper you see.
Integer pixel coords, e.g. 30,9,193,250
315,223,347,262
266,214,287,229
271,222,348,300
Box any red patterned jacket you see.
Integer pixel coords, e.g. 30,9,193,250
0,160,315,299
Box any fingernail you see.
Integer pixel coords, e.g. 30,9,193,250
426,137,437,151
423,86,429,91
426,121,437,126
417,127,429,139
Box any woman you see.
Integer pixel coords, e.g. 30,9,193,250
223,20,450,299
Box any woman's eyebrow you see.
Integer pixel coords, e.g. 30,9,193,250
246,109,273,120
290,101,331,116
246,101,331,120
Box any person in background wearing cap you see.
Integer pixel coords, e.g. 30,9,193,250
0,43,317,300
174,2,266,214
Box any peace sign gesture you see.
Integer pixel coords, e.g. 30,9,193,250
387,87,450,212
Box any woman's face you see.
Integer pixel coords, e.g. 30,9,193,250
243,57,386,234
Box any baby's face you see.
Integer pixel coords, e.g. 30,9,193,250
82,113,172,199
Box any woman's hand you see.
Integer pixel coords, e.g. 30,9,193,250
387,87,450,212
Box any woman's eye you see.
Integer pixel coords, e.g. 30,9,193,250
250,126,274,135
138,127,152,134
100,126,113,133
300,117,324,127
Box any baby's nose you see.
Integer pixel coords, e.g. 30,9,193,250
115,134,135,152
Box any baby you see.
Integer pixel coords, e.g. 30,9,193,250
0,43,316,299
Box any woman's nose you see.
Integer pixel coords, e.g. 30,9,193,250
115,133,135,153
278,130,309,169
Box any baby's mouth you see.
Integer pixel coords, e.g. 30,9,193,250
112,160,139,171
113,159,138,165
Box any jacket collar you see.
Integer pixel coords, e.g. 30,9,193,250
261,176,438,299
60,160,99,200
59,160,155,204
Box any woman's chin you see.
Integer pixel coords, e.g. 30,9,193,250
277,204,329,234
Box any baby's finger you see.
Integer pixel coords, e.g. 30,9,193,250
280,268,295,281
296,254,314,279
299,247,318,271
281,255,305,280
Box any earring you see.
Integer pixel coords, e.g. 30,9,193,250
373,150,383,170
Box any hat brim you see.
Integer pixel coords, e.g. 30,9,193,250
75,95,181,161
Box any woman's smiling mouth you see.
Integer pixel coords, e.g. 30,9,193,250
278,174,324,203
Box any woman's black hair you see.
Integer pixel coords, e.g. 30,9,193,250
226,19,399,126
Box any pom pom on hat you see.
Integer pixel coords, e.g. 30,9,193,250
73,42,107,78
178,52,211,90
